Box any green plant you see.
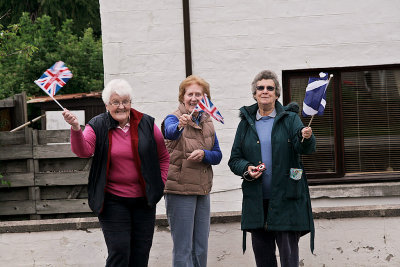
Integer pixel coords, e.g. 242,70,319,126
0,12,103,99
0,173,11,187
0,0,101,37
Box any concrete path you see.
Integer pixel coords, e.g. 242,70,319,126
2,216,400,266
0,222,255,267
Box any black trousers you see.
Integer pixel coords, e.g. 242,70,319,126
98,193,156,267
251,200,301,267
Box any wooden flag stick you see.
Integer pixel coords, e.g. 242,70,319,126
189,107,196,116
178,108,197,131
50,95,65,110
307,115,315,128
301,115,314,143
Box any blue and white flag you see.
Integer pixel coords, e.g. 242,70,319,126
302,72,330,117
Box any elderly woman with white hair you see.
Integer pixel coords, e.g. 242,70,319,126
62,79,170,267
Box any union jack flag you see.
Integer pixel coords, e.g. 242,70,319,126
34,61,73,97
195,94,224,124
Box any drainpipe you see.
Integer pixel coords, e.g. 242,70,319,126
182,0,192,77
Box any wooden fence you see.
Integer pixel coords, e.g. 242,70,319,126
0,128,93,220
0,92,28,131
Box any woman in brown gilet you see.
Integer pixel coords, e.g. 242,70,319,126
161,75,222,267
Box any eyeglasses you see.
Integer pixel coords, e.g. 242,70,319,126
110,100,131,107
256,85,275,91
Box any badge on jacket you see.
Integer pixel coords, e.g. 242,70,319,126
289,168,303,180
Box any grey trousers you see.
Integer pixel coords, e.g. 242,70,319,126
165,194,211,267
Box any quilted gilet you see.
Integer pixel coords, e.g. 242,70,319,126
163,104,216,195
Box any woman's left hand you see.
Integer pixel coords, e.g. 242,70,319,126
187,149,205,162
301,127,313,139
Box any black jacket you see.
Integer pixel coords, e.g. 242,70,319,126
87,109,164,215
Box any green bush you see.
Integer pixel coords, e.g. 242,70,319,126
0,12,103,99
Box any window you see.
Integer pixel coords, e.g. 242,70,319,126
283,65,400,184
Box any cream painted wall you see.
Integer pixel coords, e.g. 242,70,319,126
99,0,400,212
100,0,186,127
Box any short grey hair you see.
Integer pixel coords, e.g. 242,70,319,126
102,79,134,104
251,70,281,98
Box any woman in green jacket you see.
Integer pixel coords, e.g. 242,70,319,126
228,70,316,267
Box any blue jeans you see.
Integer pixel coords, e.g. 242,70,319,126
98,193,156,267
165,194,211,267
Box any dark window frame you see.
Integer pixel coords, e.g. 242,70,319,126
282,64,400,184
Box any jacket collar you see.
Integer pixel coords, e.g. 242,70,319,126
256,108,277,120
274,101,287,121
178,102,189,114
239,101,299,132
106,111,120,129
240,101,287,121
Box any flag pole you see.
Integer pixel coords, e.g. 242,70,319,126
50,95,65,110
301,74,333,143
301,115,314,143
178,108,196,131
307,115,315,128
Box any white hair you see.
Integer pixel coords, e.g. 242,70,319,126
102,79,134,104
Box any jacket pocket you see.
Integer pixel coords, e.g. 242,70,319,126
285,172,304,199
241,181,263,227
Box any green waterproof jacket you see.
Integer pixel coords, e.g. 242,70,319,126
228,101,316,253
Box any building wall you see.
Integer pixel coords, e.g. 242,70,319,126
100,0,186,124
99,0,400,210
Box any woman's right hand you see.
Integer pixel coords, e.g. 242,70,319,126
247,165,263,179
62,109,80,131
178,114,191,129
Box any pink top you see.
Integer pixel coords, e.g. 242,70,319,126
70,124,170,198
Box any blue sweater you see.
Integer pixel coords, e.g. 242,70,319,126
164,114,222,165
255,110,275,199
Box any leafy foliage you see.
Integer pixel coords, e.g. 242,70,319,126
0,12,103,99
0,174,11,187
0,0,101,37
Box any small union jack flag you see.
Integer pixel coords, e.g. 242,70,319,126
195,94,224,124
34,61,73,97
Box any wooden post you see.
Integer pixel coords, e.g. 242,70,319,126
31,129,41,219
12,92,28,129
